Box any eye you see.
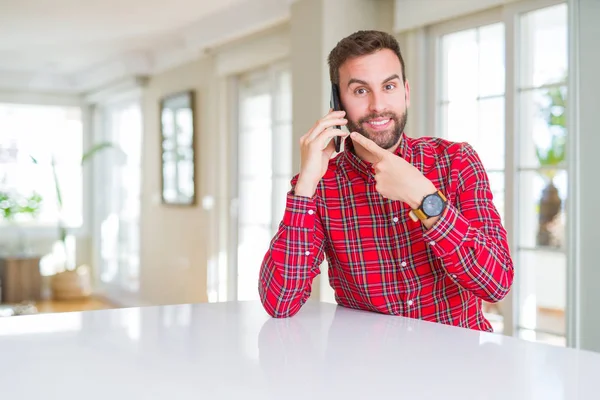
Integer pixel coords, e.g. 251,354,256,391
354,88,368,96
384,83,396,91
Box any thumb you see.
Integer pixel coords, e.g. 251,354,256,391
350,132,386,161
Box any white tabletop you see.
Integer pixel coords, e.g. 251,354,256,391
0,301,598,400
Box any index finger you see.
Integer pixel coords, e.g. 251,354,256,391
350,132,386,162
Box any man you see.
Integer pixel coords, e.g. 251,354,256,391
258,30,514,331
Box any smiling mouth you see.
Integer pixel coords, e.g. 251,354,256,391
366,118,392,129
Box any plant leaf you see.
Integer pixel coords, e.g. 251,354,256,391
51,156,63,209
81,142,116,165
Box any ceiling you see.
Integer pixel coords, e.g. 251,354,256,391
0,0,291,93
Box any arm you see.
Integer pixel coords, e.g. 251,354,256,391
259,109,348,318
422,143,514,303
258,185,327,318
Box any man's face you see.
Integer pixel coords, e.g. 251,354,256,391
338,49,410,150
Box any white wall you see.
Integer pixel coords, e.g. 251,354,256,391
140,56,215,306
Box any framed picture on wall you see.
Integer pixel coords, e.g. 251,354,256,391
159,90,196,206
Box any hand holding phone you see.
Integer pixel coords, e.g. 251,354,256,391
330,83,343,152
294,108,347,198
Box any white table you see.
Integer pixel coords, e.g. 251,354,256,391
0,301,598,399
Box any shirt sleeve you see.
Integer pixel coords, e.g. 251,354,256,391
422,143,514,303
258,183,327,317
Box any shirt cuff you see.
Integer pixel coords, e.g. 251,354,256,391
422,204,471,257
282,191,317,228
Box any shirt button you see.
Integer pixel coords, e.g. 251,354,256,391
392,217,399,223
305,251,310,256
401,262,407,267
429,241,436,246
407,300,414,306
307,210,314,215
451,274,457,279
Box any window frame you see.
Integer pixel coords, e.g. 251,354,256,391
229,61,292,302
426,0,569,341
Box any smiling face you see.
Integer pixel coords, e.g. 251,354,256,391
338,48,410,150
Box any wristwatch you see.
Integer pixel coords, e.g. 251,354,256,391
409,190,448,222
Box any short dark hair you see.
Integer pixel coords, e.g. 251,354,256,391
327,30,406,85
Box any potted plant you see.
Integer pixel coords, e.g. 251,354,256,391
535,85,566,247
0,191,43,255
32,142,119,300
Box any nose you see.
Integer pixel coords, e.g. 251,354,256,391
368,90,387,114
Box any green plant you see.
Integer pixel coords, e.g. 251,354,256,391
535,83,567,247
536,86,566,180
31,142,119,269
0,191,43,222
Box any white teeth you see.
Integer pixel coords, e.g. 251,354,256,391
369,119,390,126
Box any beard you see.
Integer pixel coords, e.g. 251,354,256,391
346,108,407,150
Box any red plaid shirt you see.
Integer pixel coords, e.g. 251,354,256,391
259,134,514,331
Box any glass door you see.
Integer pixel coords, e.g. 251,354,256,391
233,64,292,301
94,100,143,298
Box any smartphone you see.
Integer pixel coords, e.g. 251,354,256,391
330,82,343,152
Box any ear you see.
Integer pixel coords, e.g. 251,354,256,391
404,79,411,108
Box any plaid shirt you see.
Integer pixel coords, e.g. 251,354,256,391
259,134,514,331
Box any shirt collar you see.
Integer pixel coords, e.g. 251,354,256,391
342,133,413,182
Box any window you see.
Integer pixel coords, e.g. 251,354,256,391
94,101,142,294
234,64,292,301
438,22,506,221
0,103,83,227
435,19,507,333
432,1,568,345
515,3,568,346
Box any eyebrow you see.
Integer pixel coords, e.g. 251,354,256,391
347,74,400,88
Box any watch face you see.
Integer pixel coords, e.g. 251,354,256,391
423,193,444,216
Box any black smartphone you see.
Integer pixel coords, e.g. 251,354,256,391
330,82,343,152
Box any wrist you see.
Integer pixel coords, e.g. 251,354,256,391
294,175,318,198
407,181,437,209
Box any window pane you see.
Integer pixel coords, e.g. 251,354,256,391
518,170,567,249
238,178,273,226
55,166,83,227
478,23,505,97
0,103,82,227
442,29,478,101
441,97,504,171
477,97,505,170
441,100,477,143
273,122,292,176
520,4,568,88
519,86,567,169
517,249,566,336
237,225,272,301
236,66,294,302
98,102,142,292
488,171,505,223
439,23,506,176
275,69,292,123
239,128,273,178
239,93,271,130
272,177,291,232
